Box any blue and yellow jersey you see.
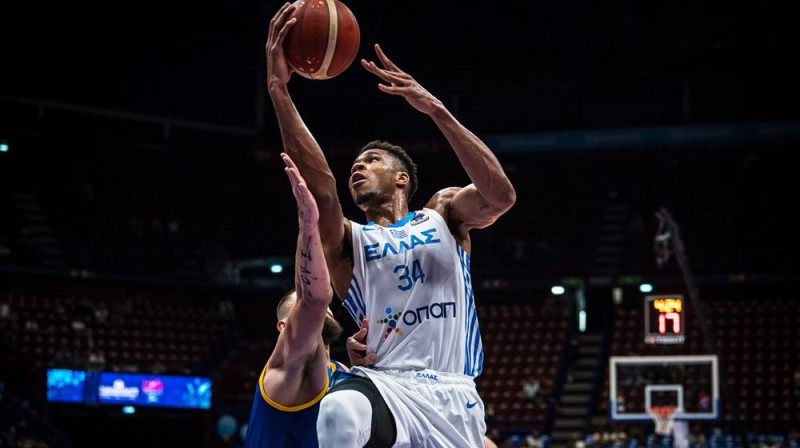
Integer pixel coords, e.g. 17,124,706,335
244,360,348,448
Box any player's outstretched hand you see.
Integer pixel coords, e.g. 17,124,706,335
266,2,297,88
346,318,377,367
361,44,443,116
282,152,318,228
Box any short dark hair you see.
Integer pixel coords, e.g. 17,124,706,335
358,140,418,199
276,289,297,320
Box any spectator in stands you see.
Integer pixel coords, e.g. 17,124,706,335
615,395,626,413
151,360,167,374
610,425,628,444
217,298,236,320
570,432,585,448
87,349,106,370
788,429,799,445
763,436,781,448
521,376,541,401
167,219,180,235
70,320,87,352
627,426,644,446
689,425,706,448
583,430,598,448
698,391,711,411
0,299,10,319
5,424,18,447
623,367,646,387
24,318,38,332
524,428,546,448
93,302,109,326
485,403,497,434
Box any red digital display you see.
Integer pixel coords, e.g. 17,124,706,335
644,295,685,344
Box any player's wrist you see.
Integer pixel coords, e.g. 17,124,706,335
427,100,449,119
267,78,290,95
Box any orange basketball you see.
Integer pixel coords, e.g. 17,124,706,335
284,0,361,80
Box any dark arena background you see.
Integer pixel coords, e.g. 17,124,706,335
1,0,799,447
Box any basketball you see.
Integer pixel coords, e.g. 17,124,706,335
284,0,360,80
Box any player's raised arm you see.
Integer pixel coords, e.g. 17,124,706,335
274,153,333,362
361,44,516,230
266,3,347,257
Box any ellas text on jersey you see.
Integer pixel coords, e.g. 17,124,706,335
363,229,441,262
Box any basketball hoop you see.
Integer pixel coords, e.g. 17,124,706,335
648,406,677,436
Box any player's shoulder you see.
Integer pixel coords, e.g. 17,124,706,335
424,187,462,215
429,186,463,201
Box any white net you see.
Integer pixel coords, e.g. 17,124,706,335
648,406,677,436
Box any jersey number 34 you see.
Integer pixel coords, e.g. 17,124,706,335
394,260,426,291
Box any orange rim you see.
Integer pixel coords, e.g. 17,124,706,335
648,406,678,418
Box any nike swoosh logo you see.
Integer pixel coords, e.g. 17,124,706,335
466,401,478,409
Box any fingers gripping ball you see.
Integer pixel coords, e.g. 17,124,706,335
284,0,360,80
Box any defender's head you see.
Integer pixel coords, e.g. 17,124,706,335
349,140,418,208
276,289,343,346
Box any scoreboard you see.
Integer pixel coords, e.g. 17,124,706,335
644,295,685,344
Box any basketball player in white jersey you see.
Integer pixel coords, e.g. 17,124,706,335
266,4,516,447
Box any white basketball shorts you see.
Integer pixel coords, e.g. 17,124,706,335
348,367,486,448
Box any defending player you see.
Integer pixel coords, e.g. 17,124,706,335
243,153,346,448
266,3,516,447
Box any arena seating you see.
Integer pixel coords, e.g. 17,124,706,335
1,280,237,376
476,300,571,432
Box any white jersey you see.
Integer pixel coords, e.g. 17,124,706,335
343,208,483,377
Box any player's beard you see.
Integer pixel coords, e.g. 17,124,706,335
322,315,343,346
354,190,377,207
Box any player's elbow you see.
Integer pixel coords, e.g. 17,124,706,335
315,189,339,211
493,186,516,214
476,189,515,229
304,286,334,308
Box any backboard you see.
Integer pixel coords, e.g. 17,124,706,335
609,355,719,421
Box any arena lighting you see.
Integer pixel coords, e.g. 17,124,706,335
122,406,136,415
551,285,565,295
639,283,654,293
0,140,9,152
612,287,623,304
270,263,283,274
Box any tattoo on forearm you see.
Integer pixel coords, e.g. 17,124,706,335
300,236,312,260
299,235,320,295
